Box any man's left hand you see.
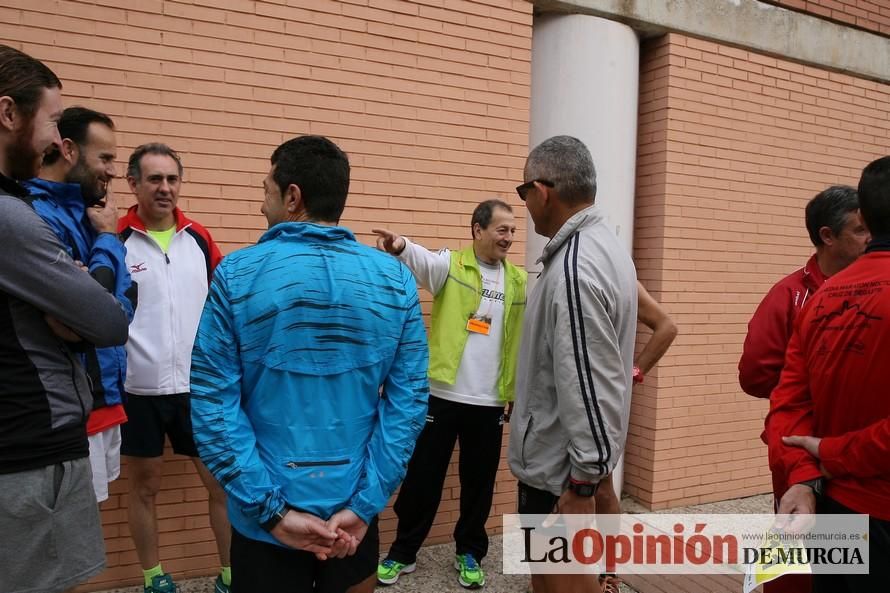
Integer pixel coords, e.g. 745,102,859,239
321,509,368,560
782,435,821,457
556,488,596,516
45,315,82,342
782,435,832,478
86,189,119,234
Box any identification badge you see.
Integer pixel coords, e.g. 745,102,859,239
466,316,491,335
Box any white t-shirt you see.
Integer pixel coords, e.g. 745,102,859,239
398,241,506,407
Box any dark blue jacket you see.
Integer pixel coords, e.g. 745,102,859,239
24,178,135,413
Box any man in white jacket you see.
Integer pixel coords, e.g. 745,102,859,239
508,136,637,593
118,144,231,593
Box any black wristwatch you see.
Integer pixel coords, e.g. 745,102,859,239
260,504,290,532
567,478,599,497
798,478,824,496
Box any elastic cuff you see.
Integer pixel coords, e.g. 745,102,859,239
569,466,601,484
787,465,823,488
94,232,123,245
258,491,288,526
346,504,374,526
817,437,848,478
394,237,411,259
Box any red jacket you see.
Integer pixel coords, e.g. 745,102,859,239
765,250,890,520
739,254,827,398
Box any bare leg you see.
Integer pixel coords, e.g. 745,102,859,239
126,456,165,569
595,474,620,578
595,474,620,515
531,574,549,593
193,457,232,566
528,476,618,593
538,574,602,593
345,573,377,593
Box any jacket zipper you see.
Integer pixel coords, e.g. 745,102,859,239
285,459,350,469
163,236,176,386
60,346,87,421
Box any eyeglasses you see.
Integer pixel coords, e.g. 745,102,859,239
516,179,554,201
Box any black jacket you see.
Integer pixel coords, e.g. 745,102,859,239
0,174,129,474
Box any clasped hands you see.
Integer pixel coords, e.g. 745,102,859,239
270,508,369,561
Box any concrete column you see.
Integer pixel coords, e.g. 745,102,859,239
526,13,639,498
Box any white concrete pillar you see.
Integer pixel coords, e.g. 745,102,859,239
526,13,640,498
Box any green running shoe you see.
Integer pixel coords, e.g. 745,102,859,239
144,573,179,593
213,574,230,593
377,558,417,585
454,553,485,589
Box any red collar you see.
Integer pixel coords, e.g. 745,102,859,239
801,253,828,292
120,205,190,233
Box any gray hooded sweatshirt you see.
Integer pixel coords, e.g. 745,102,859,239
509,205,637,495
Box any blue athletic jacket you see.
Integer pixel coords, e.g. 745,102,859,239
25,178,135,412
190,222,429,546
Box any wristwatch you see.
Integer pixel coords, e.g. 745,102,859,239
260,504,290,532
798,478,824,496
567,477,599,497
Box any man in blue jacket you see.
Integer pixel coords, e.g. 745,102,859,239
190,135,430,593
25,106,136,504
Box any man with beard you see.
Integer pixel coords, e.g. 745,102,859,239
373,200,527,590
24,106,136,504
0,45,129,593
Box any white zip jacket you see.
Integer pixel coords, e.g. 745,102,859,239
509,205,638,494
119,206,221,396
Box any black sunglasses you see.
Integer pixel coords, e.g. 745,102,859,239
516,179,554,201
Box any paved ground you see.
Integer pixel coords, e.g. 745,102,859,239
97,494,772,593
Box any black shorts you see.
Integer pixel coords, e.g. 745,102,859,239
517,481,559,515
120,393,199,458
231,518,379,593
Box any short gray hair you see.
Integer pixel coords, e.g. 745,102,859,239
127,142,183,180
525,135,597,204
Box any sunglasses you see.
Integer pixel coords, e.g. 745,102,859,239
516,179,554,201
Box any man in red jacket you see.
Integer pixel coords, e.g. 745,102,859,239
739,185,868,593
740,186,868,401
766,156,890,591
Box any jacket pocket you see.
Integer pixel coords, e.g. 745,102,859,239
277,454,359,518
520,415,534,469
284,459,350,469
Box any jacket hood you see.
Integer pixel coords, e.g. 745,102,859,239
259,221,356,244
24,178,85,212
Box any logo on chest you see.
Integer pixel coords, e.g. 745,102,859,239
130,262,148,273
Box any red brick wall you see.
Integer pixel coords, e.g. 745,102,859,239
0,0,532,589
629,32,890,508
765,0,890,36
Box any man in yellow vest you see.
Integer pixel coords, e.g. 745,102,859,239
372,199,527,590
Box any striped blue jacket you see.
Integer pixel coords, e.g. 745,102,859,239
190,222,429,546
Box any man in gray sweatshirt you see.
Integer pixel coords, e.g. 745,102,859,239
508,135,637,593
0,45,129,593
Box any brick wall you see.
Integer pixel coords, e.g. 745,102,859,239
764,0,890,36
628,32,890,508
0,0,532,589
